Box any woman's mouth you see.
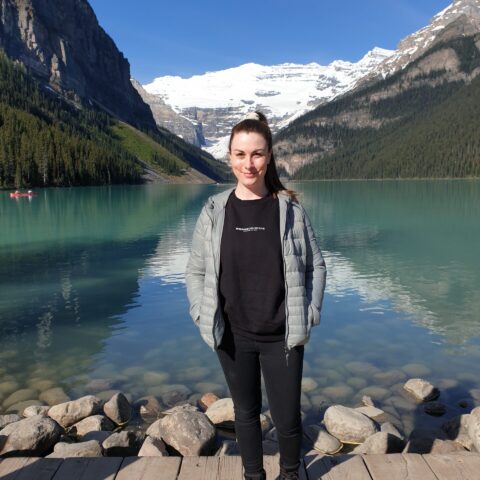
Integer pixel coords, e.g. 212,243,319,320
243,172,256,177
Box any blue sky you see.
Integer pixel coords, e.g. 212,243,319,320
88,0,452,84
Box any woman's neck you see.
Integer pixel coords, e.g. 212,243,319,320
235,182,269,200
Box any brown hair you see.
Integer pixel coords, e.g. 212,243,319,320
228,111,299,203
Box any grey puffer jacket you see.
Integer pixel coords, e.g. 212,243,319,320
185,186,327,363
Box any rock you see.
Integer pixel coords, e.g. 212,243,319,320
138,436,169,456
82,430,112,443
0,381,20,397
159,385,192,407
6,400,44,414
143,371,170,386
48,395,103,428
362,395,375,407
265,427,278,442
198,392,219,411
47,440,102,457
215,440,240,456
344,361,380,376
69,415,115,437
39,387,71,406
205,398,235,427
441,414,473,450
102,430,143,456
134,396,164,419
260,414,272,436
85,379,114,393
380,422,404,440
146,419,163,440
403,378,439,402
0,414,21,429
357,386,390,401
324,405,378,444
467,412,480,451
404,437,467,454
262,439,279,455
471,406,480,419
424,401,447,416
156,410,216,456
23,406,50,418
401,363,431,377
0,415,62,456
373,370,406,386
28,379,55,392
163,404,199,415
352,432,405,454
304,424,343,454
323,384,355,402
458,398,476,410
104,393,132,425
2,389,38,409
301,377,318,393
354,406,385,420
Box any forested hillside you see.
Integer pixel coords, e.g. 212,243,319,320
276,35,480,179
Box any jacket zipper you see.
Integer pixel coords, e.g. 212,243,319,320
282,202,290,366
211,200,225,350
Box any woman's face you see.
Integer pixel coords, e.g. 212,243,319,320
229,131,271,190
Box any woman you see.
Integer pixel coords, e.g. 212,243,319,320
185,111,327,480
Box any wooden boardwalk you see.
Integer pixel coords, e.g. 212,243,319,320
0,451,479,479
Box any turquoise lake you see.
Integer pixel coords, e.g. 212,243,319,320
1,180,479,437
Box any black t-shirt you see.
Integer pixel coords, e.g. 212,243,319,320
219,189,286,341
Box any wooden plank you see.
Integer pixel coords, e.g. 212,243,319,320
217,456,243,480
264,455,280,480
303,451,371,480
177,456,219,480
0,457,31,479
51,457,122,480
362,453,438,480
422,453,480,480
117,457,181,480
15,458,63,480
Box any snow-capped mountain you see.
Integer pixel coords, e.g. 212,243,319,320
355,0,480,88
140,47,393,160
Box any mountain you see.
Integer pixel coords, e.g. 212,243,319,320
0,0,156,131
140,48,393,161
0,0,231,187
274,0,480,178
355,0,480,88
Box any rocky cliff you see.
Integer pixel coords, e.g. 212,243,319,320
0,0,156,130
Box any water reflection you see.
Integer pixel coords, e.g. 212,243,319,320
1,180,479,441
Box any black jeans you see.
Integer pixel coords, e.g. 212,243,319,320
216,324,304,476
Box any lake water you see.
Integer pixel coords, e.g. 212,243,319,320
1,180,479,441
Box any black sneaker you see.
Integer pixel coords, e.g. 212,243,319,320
279,464,299,480
244,467,267,480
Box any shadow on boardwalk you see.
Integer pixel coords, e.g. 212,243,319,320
2,453,480,479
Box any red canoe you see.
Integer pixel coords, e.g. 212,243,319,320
9,192,36,198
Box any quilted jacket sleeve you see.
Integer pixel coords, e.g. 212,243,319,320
303,206,327,326
185,204,209,327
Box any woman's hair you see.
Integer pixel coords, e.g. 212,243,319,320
228,111,299,203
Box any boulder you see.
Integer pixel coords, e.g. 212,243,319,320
0,415,62,456
104,393,132,425
102,430,143,456
205,398,235,427
323,405,378,444
441,414,473,450
352,432,405,454
403,378,439,402
304,424,343,454
138,436,169,456
47,440,102,457
198,392,219,411
39,387,71,406
69,415,115,437
23,406,50,418
48,395,103,428
0,414,21,429
155,410,216,456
